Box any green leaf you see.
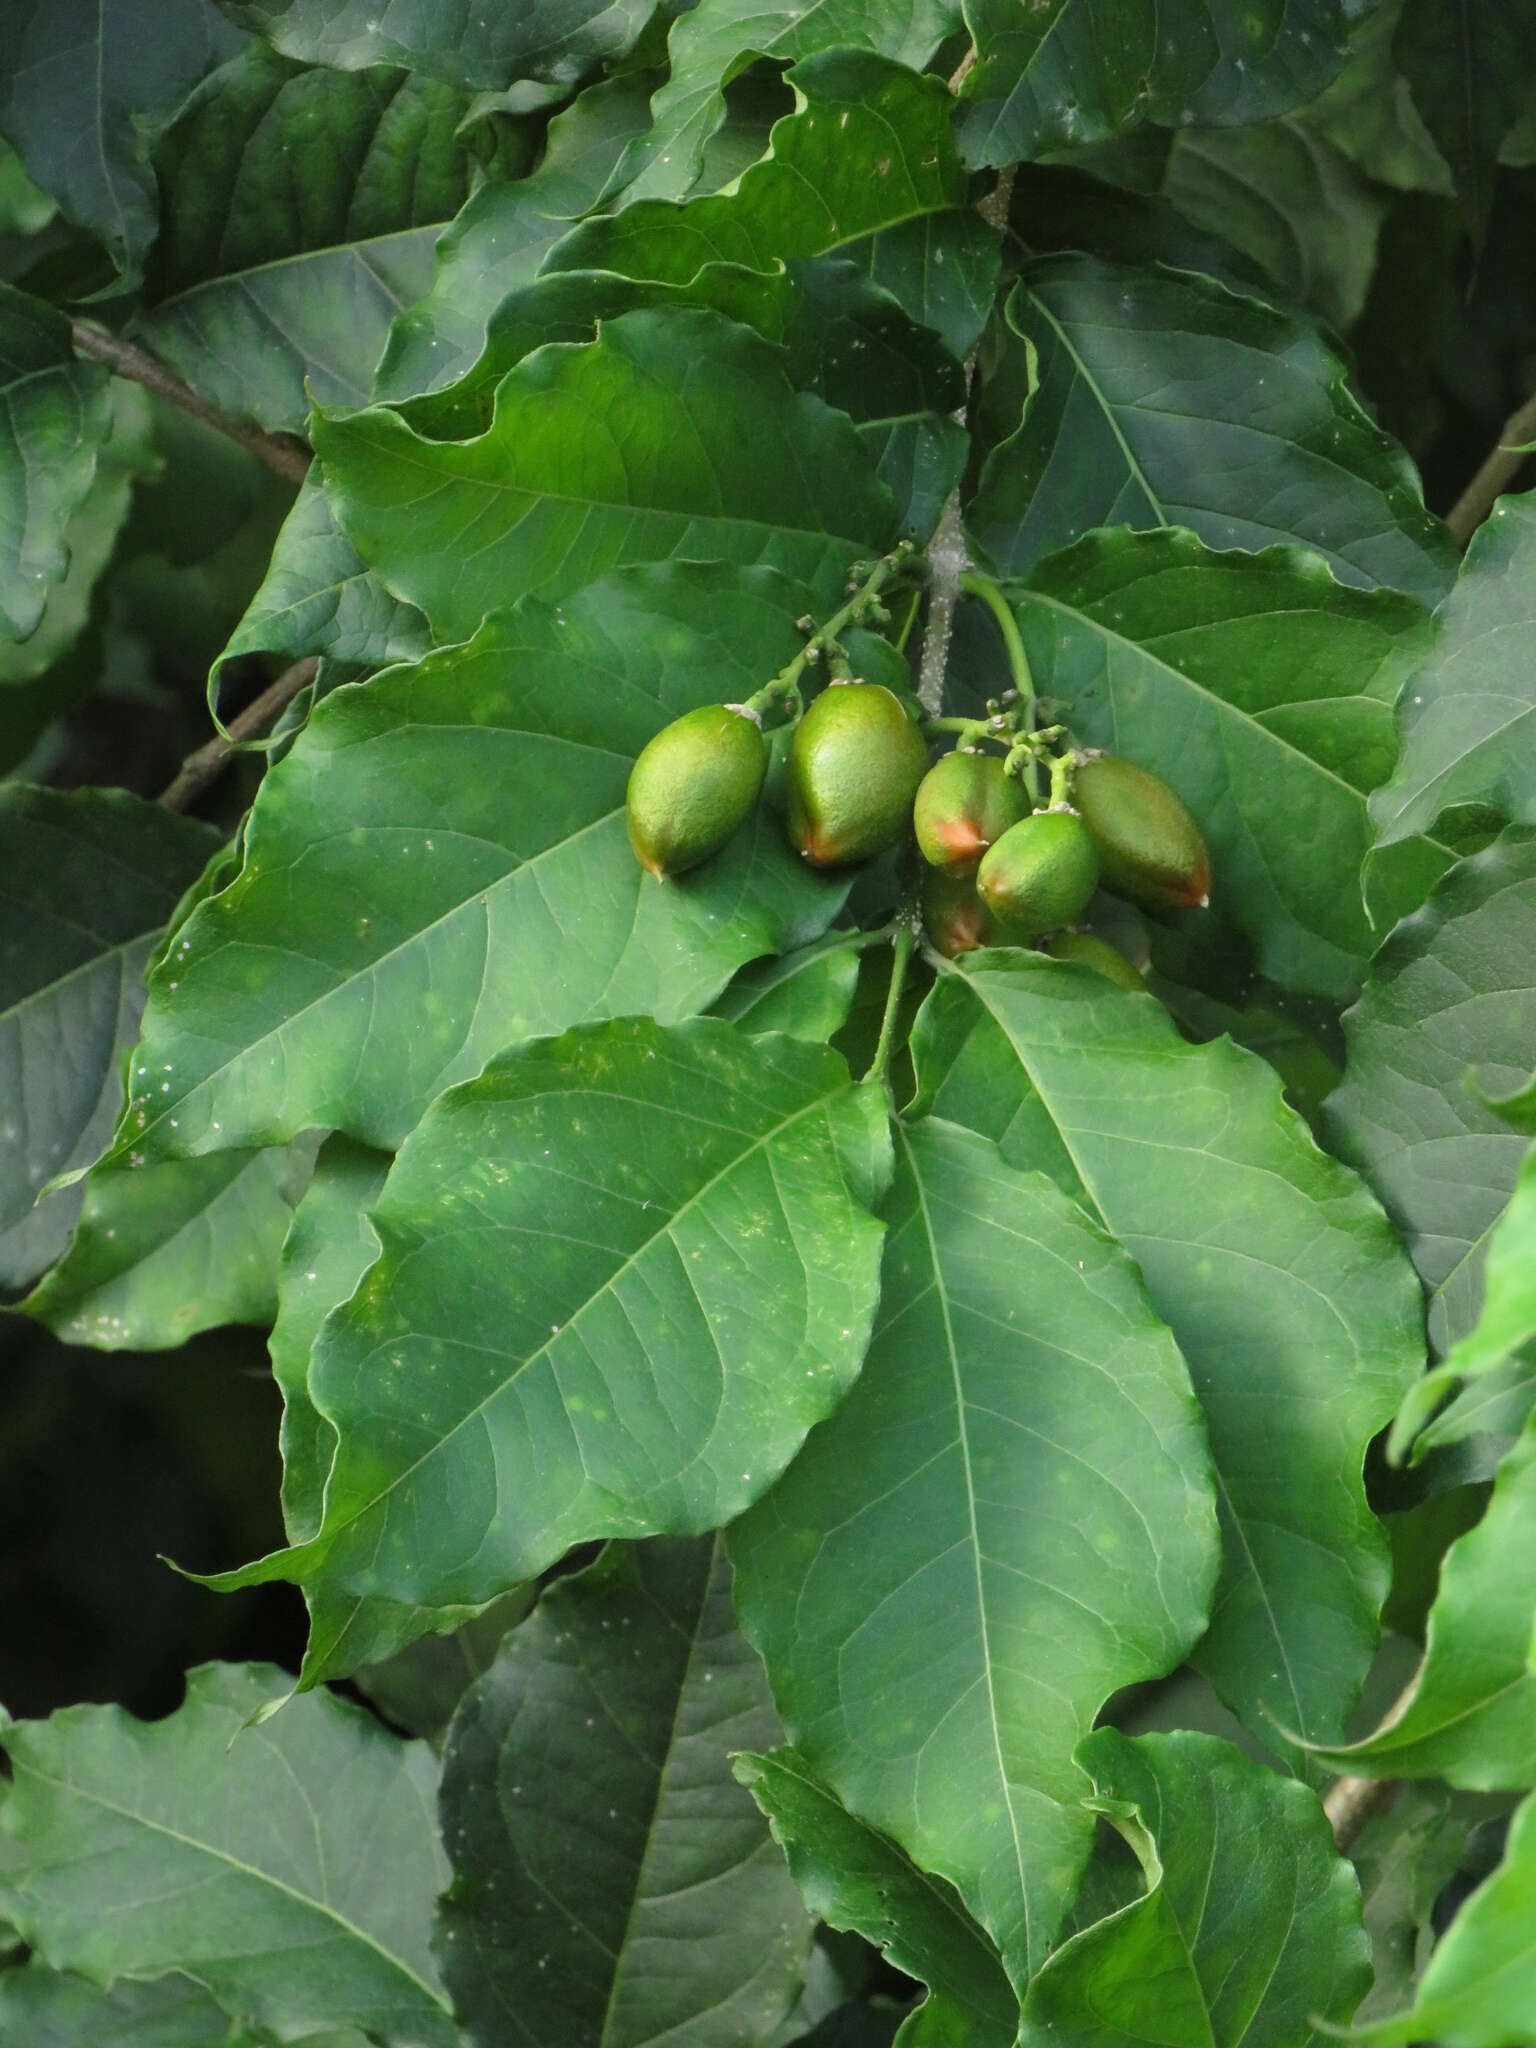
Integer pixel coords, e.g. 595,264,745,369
714,932,868,1042
1305,0,1454,195
1394,0,1536,241
970,260,1456,604
0,787,219,1288
1310,1412,1536,1788
956,0,1349,170
1351,1785,1475,2022
1017,1730,1371,2045
1355,1788,1536,2044
437,1535,813,2047
609,0,962,206
0,1663,455,2046
210,1018,892,1681
375,68,659,402
211,472,429,698
218,0,652,91
734,1750,1019,2048
1324,828,1536,1352
996,531,1435,1000
0,286,112,641
0,0,241,282
731,1116,1218,1981
103,565,849,1164
22,1138,317,1351
0,1963,275,2047
317,308,897,644
1370,492,1536,861
134,49,477,434
910,951,1425,1758
353,1590,533,1745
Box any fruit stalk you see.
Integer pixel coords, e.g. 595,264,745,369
748,543,915,724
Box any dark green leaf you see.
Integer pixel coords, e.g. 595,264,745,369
437,1536,812,2047
0,786,218,1288
970,259,1456,604
0,1663,455,2046
135,49,477,433
735,1749,1019,2048
102,565,848,1164
1305,0,1454,194
998,531,1435,999
1370,492,1536,863
609,0,962,206
732,1116,1218,1981
353,1590,533,1745
1325,828,1536,1352
1355,1789,1536,2043
218,0,652,92
0,1963,274,2047
318,308,897,643
714,932,868,1042
956,0,1348,169
0,286,112,641
1351,1785,1475,2022
1394,0,1536,240
0,0,240,282
208,1018,891,1683
1017,1730,1371,2045
911,951,1425,1759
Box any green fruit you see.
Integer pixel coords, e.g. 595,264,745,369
913,752,1031,876
787,683,928,867
1073,755,1211,910
1043,930,1147,991
922,869,995,959
626,704,766,877
976,809,1100,939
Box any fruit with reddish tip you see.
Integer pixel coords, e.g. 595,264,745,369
1072,756,1210,910
626,704,766,877
787,683,928,867
922,869,995,958
976,809,1099,939
913,752,1031,876
1043,929,1147,991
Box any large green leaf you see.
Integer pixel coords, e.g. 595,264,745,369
911,952,1425,1759
437,1536,812,2048
218,0,652,91
1394,0,1536,240
1325,829,1536,1352
609,0,961,206
0,1963,276,2047
207,1018,891,1680
317,308,897,644
714,931,870,1042
1017,1730,1371,2045
735,1750,1019,2048
970,260,1456,604
0,787,218,1288
375,69,658,402
22,1140,316,1350
1311,1411,1536,1788
732,1116,1218,1982
0,287,112,642
100,565,848,1166
993,532,1436,1000
0,0,241,282
1355,1788,1536,2044
956,0,1348,169
1369,491,1536,861
134,49,476,434
0,1663,454,2046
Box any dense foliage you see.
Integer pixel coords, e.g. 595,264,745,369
3,2,1536,2042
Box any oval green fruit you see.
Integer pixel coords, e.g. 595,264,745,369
626,703,766,877
976,809,1099,939
1043,929,1147,991
787,683,928,867
913,751,1031,876
1073,755,1210,910
922,869,995,959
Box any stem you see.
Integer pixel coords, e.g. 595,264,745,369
159,657,318,811
863,920,916,1086
71,323,312,484
753,544,914,716
1324,1773,1399,1853
959,568,1040,801
1446,384,1536,548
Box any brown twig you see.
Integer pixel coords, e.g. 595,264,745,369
1446,385,1536,549
70,323,312,484
1324,1771,1401,1852
158,658,318,811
